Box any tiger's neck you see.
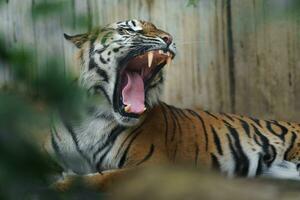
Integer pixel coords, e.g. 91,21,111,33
48,99,148,174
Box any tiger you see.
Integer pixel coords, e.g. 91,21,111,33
47,19,300,191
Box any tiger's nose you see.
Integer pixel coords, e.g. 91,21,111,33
160,34,173,46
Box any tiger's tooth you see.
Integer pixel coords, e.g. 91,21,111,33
166,57,172,67
167,52,171,57
159,50,163,54
144,107,147,111
158,60,165,65
124,104,131,112
148,51,154,68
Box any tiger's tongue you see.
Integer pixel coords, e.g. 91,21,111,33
122,72,145,114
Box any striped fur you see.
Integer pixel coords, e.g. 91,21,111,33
47,20,300,191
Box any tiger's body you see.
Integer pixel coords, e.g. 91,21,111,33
47,20,300,190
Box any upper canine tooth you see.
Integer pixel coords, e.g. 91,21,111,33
167,52,171,57
148,51,154,68
159,50,163,54
167,57,172,67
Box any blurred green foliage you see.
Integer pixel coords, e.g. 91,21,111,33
0,1,104,199
32,1,69,18
187,0,200,7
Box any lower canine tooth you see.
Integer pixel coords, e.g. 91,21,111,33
125,105,131,112
148,51,154,68
158,60,165,65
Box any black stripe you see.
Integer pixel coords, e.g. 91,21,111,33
222,119,232,127
253,134,262,146
160,104,170,149
250,117,262,128
173,143,178,162
187,109,209,151
284,132,297,160
96,68,109,82
252,125,275,167
99,55,108,64
95,46,109,55
93,126,125,162
95,112,114,120
136,144,155,166
96,148,111,172
239,119,251,138
211,126,223,155
179,109,194,121
113,47,123,52
226,134,239,173
227,126,249,176
88,58,98,70
167,106,178,141
256,154,264,176
266,120,288,142
93,85,111,105
172,108,188,121
51,134,60,155
139,36,161,43
50,131,68,169
195,143,199,166
132,20,136,27
267,145,277,164
168,105,182,141
89,31,104,56
89,41,95,58
204,111,219,120
223,113,235,122
51,124,61,141
115,121,146,158
211,153,221,171
253,126,269,149
62,119,92,166
125,20,130,27
118,129,144,168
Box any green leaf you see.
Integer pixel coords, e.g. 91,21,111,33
101,31,113,44
187,0,200,7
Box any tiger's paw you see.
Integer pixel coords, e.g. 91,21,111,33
263,161,300,180
52,175,78,192
52,172,109,192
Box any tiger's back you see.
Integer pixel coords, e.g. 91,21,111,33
118,103,300,178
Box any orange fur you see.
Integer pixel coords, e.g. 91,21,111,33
55,102,300,191
55,20,300,191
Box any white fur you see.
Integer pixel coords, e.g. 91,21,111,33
262,161,300,180
47,20,176,175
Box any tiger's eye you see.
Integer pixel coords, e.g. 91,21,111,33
118,28,127,34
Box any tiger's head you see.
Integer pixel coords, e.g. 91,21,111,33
64,20,176,126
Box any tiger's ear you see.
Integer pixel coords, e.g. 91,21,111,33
64,33,89,48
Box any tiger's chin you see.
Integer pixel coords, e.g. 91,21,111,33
113,113,141,126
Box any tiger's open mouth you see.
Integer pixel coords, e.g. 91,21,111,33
114,49,175,118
